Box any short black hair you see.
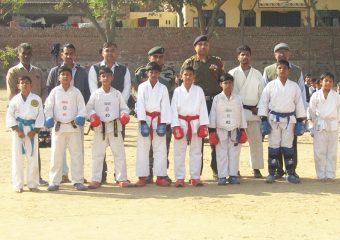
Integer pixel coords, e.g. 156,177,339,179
102,42,118,49
276,59,290,69
98,66,113,76
181,66,195,75
18,75,32,84
219,73,234,82
62,43,76,52
236,45,251,55
320,72,334,81
58,65,72,75
17,43,32,54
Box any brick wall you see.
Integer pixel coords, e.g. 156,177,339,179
0,27,339,80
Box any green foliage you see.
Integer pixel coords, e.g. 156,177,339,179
0,0,25,17
0,46,16,71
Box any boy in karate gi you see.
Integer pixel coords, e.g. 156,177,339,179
308,72,340,180
135,62,171,187
171,66,209,187
44,66,87,191
209,73,247,185
6,76,44,193
86,67,131,189
258,60,306,184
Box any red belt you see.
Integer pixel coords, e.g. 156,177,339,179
178,114,199,142
146,111,160,140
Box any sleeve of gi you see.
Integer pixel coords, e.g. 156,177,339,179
6,97,17,128
85,92,96,119
170,88,180,128
136,84,146,121
35,97,45,129
199,87,209,125
209,96,218,128
160,86,171,124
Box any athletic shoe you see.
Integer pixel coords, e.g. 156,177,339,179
190,179,203,187
228,176,240,184
156,177,171,187
175,179,185,187
218,177,227,186
73,183,88,191
287,175,300,184
47,185,59,191
39,178,48,186
265,175,275,184
136,177,147,187
253,169,263,178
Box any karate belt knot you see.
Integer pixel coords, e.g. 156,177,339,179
101,119,118,140
16,117,35,156
178,114,199,144
269,110,295,128
146,111,160,141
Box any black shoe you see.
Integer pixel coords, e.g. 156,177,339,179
253,169,263,178
146,175,154,184
274,169,285,179
39,178,48,186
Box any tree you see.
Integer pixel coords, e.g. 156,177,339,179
0,0,25,19
238,0,259,44
0,46,17,86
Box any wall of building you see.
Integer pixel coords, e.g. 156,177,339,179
0,27,339,82
129,12,177,27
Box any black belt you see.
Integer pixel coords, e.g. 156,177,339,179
243,104,256,111
102,119,118,140
55,121,77,132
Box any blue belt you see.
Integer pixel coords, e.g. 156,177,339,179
269,110,295,128
16,117,35,156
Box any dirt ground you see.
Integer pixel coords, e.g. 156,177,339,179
1,89,340,240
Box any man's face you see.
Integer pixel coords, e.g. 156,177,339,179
276,64,289,80
322,76,333,91
305,76,312,85
194,41,210,56
61,47,76,65
148,54,165,66
99,73,113,87
220,80,233,93
18,79,32,95
237,51,251,65
274,49,290,61
181,70,195,86
58,71,72,87
102,46,118,63
147,70,160,82
18,48,32,65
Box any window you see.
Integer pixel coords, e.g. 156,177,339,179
261,11,301,27
316,10,340,27
241,10,256,26
148,19,159,27
193,10,226,27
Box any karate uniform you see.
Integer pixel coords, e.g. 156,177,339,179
309,89,340,179
44,86,86,186
229,66,264,170
171,84,209,180
136,80,171,177
86,87,129,182
209,92,247,178
6,92,44,190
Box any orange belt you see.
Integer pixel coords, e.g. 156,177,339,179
146,111,160,140
178,114,199,142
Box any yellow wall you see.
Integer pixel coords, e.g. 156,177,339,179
129,12,177,27
183,0,340,27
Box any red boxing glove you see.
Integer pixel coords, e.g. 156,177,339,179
119,113,130,125
173,126,184,140
239,129,248,144
90,114,101,127
197,125,208,138
209,132,219,145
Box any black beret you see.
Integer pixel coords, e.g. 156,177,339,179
193,35,208,46
145,62,162,72
148,46,165,56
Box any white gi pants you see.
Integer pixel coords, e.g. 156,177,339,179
313,130,338,179
11,133,39,189
268,121,295,148
49,129,84,186
216,130,241,178
91,130,127,182
136,129,167,177
246,121,264,169
173,134,202,180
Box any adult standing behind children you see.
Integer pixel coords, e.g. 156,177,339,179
181,35,224,179
228,45,264,178
6,43,48,186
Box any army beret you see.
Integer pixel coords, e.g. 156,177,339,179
276,59,290,69
274,43,290,52
219,73,234,82
193,35,208,46
148,46,165,56
145,62,162,72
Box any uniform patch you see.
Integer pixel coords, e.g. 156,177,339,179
31,99,39,107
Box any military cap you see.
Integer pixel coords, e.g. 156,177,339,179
274,42,290,52
276,59,290,69
219,73,234,82
148,46,165,56
193,35,208,46
145,62,162,72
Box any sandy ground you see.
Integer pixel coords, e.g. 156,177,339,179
1,89,340,240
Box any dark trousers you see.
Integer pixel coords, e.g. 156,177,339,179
277,135,298,174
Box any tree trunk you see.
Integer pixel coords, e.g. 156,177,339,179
304,0,311,74
238,0,245,44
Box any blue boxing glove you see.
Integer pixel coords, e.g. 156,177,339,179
140,121,150,137
260,117,271,135
44,117,55,129
156,123,167,137
294,119,305,136
74,115,85,126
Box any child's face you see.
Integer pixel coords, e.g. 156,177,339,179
99,72,113,87
220,80,233,94
147,70,160,82
18,79,32,95
58,71,72,88
276,64,289,80
321,76,334,91
181,70,195,86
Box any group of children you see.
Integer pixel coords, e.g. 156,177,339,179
6,58,340,193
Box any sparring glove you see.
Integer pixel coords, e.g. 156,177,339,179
90,114,101,127
44,117,55,129
209,131,219,145
197,125,208,138
156,123,167,137
75,115,85,126
238,129,248,144
172,126,184,140
119,112,130,125
140,121,150,137
260,117,271,135
294,118,305,136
